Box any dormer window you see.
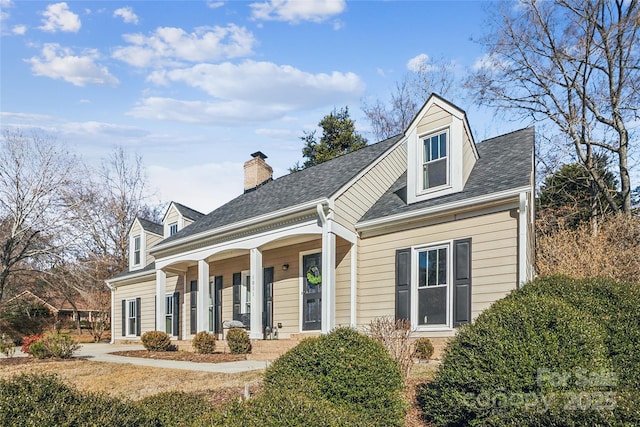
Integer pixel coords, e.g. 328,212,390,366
133,235,141,265
169,223,178,236
422,130,448,190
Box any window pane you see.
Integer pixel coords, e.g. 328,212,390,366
423,139,430,162
427,250,438,286
427,158,447,188
431,137,439,160
439,133,446,157
418,287,447,325
438,248,447,285
418,251,427,287
165,317,172,334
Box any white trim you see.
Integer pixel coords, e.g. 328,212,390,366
299,248,322,333
350,241,357,328
151,198,328,254
107,268,155,285
518,191,528,286
125,298,138,338
417,127,451,196
411,240,455,332
155,219,322,270
327,219,357,244
164,293,176,337
109,284,115,344
357,186,532,231
197,260,209,333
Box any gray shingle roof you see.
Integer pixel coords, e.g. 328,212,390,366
138,217,163,236
360,127,534,222
172,202,205,221
109,261,156,281
159,135,403,246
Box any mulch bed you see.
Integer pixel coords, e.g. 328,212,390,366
109,350,247,363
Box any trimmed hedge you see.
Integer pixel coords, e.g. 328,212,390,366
141,331,173,352
263,327,405,426
30,333,80,359
192,331,216,354
137,391,218,427
0,374,151,426
419,276,640,426
226,327,251,354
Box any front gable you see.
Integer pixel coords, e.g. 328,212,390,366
406,95,478,204
128,217,162,271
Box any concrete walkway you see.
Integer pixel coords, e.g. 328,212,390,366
3,343,270,374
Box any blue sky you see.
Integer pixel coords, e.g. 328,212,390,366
0,1,546,212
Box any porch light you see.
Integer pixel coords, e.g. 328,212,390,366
282,263,289,271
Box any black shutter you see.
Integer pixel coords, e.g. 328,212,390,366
121,300,126,336
173,291,180,337
190,281,198,334
232,272,241,321
395,248,411,323
214,276,223,334
453,238,472,327
135,297,141,336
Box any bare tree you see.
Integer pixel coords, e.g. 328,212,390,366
0,130,80,302
362,57,459,141
467,0,638,215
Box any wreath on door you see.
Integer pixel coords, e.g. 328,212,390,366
306,265,322,285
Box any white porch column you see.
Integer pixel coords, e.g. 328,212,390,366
249,248,264,339
155,270,166,331
321,226,336,334
350,241,357,328
197,260,209,333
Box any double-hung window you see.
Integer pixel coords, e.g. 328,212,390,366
133,235,141,265
169,223,178,236
165,294,174,335
127,299,137,336
422,131,448,190
417,245,449,326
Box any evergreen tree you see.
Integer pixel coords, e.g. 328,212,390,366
291,107,367,171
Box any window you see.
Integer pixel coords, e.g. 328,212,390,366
127,299,137,336
133,235,141,265
165,294,174,335
395,239,472,330
233,271,251,328
169,223,178,236
422,131,448,190
208,280,214,332
242,272,251,315
417,246,448,326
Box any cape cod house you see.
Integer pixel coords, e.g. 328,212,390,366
106,95,535,354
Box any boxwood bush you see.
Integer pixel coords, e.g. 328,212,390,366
263,327,405,426
192,331,217,354
226,327,251,354
141,331,173,352
419,275,640,426
0,374,151,426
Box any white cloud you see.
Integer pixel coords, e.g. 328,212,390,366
1,0,13,21
112,24,255,67
128,97,292,125
407,53,430,72
113,6,138,24
146,60,364,107
148,162,242,213
207,1,224,9
62,120,148,137
27,43,119,87
12,24,26,35
250,0,346,24
39,2,81,33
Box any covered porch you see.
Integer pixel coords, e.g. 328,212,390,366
154,210,358,341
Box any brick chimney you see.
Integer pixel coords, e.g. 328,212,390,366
244,151,273,193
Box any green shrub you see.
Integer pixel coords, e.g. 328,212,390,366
29,334,80,359
138,391,218,426
0,334,15,357
264,327,405,426
141,331,173,352
419,276,639,426
217,389,367,426
0,374,151,426
192,331,216,354
226,328,251,354
413,337,434,361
